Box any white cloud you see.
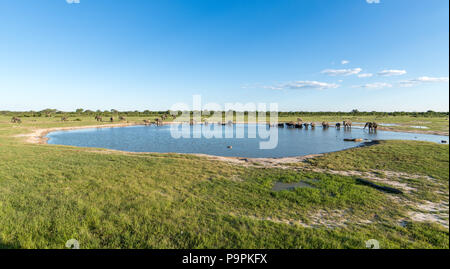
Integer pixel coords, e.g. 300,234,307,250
354,82,392,89
414,76,449,83
321,68,362,76
399,76,449,87
366,0,380,3
378,69,407,76
358,73,373,78
263,81,339,90
341,60,350,65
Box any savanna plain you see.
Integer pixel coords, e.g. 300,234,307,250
0,113,448,249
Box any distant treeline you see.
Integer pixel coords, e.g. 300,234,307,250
0,109,448,118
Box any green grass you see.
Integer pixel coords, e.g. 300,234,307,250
0,116,448,249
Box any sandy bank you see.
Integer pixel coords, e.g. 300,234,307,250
15,122,142,144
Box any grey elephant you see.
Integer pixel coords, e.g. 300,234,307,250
343,120,352,128
364,122,378,131
11,117,22,124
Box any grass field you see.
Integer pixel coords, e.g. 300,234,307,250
0,115,448,249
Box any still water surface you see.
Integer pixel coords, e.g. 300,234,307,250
46,124,448,158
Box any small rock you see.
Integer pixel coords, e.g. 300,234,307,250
441,140,447,144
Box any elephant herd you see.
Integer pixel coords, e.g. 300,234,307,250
276,120,354,129
94,115,127,123
143,114,175,126
273,120,379,132
196,120,234,126
143,118,164,126
9,115,378,132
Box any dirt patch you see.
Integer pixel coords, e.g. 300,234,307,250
388,196,449,229
373,170,437,182
408,201,449,228
197,154,323,168
409,211,449,229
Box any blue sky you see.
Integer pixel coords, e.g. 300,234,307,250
0,0,448,112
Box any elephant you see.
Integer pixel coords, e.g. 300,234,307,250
303,123,310,129
95,115,103,122
11,117,21,124
364,122,378,132
61,117,68,122
286,121,296,127
119,116,126,121
335,122,341,128
155,118,163,126
143,119,151,125
310,122,316,128
343,120,352,128
278,123,285,128
372,122,378,130
322,121,330,128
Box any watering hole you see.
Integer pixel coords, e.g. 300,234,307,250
46,124,449,158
